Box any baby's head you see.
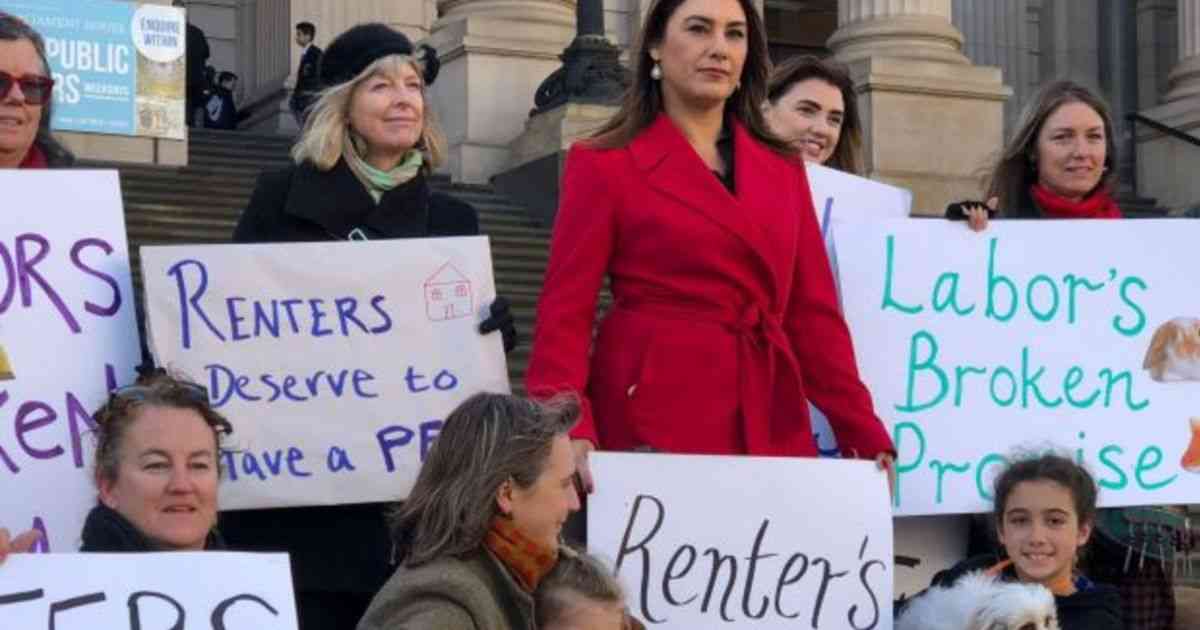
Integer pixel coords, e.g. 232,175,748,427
536,549,640,630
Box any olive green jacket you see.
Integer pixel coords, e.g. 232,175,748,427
357,548,535,630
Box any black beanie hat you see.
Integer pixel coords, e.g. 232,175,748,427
318,23,440,88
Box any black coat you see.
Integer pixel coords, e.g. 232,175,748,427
296,45,323,95
225,160,479,597
234,160,477,242
904,554,1125,630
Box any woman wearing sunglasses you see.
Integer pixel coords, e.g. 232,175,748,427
1,371,230,558
0,12,73,169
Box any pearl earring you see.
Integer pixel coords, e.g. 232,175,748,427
650,62,662,81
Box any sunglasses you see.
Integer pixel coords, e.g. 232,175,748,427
0,70,55,106
109,381,234,435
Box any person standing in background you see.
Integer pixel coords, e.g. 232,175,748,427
290,21,322,127
175,0,210,128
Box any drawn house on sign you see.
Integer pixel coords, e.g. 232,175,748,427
424,262,473,321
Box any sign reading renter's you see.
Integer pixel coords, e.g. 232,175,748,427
835,218,1200,515
140,237,509,510
588,453,894,629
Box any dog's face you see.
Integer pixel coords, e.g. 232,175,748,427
971,581,1060,630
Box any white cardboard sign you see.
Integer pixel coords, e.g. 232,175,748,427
140,237,509,510
0,170,140,553
805,164,913,456
588,452,894,629
835,218,1200,515
0,552,298,628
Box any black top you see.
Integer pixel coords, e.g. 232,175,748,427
712,123,735,193
227,160,479,595
80,504,225,552
295,45,324,95
234,160,478,243
185,23,210,91
912,554,1125,630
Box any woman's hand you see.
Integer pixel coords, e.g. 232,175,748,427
0,528,42,565
964,203,990,232
571,439,596,495
478,297,518,353
946,197,998,232
875,453,896,501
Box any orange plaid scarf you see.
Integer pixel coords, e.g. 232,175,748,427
987,559,1076,596
484,517,559,593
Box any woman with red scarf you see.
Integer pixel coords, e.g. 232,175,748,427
948,80,1178,630
946,80,1121,228
0,12,73,169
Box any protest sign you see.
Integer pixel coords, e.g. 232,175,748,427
0,0,186,139
0,552,298,629
0,170,140,552
588,452,893,629
140,237,509,510
835,218,1200,515
804,164,912,456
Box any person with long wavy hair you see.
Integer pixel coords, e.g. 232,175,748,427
525,0,895,492
359,393,581,630
764,54,863,174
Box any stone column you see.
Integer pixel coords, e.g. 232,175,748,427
953,0,1036,134
428,0,576,183
1137,0,1200,212
828,0,1011,215
1166,0,1200,102
1137,0,1178,109
1099,0,1141,195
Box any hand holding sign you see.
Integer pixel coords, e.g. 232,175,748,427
0,528,42,565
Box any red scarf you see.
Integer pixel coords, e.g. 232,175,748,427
17,144,48,169
1030,184,1122,219
483,517,559,593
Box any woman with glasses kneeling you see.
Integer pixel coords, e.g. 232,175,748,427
83,371,231,552
358,393,581,630
1,372,228,560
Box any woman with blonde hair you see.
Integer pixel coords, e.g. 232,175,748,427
230,23,516,630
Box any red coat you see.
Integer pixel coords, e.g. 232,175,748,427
526,113,893,459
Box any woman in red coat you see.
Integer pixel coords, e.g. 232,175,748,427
525,0,894,489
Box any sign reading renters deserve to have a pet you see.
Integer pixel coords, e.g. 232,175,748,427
834,218,1200,516
588,453,894,630
141,237,508,510
1,171,141,553
0,552,298,628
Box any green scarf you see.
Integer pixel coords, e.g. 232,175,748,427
343,132,424,203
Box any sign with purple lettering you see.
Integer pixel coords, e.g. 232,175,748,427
139,237,509,510
0,552,298,628
0,170,141,553
588,453,893,629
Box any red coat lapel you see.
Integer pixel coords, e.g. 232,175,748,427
628,113,786,302
733,122,803,302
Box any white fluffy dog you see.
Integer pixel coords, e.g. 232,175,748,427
896,571,1060,630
